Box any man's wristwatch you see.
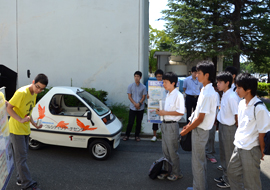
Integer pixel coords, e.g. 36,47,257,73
139,102,142,106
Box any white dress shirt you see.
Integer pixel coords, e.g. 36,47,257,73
234,96,270,150
190,83,217,130
217,88,239,125
164,88,185,121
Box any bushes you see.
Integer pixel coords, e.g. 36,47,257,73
257,82,270,97
257,90,268,97
82,88,108,104
109,103,130,131
36,88,51,103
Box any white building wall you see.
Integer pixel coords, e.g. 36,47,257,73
0,0,149,105
0,0,17,72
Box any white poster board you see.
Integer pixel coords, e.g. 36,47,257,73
147,81,180,123
147,81,166,123
0,87,14,190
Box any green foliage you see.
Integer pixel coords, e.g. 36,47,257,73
265,102,270,111
81,88,108,104
63,95,85,107
240,61,256,73
258,82,270,95
249,57,270,83
257,90,268,97
149,25,174,51
149,49,157,73
36,88,51,103
109,103,132,132
161,0,270,72
149,25,175,73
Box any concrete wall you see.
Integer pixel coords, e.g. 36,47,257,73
165,64,187,76
155,53,224,77
0,0,149,105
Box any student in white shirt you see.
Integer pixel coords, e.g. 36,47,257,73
205,84,220,164
214,72,239,188
156,72,185,181
227,73,270,190
181,60,218,190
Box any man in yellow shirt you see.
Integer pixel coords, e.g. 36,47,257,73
7,74,48,190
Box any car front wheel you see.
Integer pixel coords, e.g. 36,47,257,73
89,139,111,160
29,137,42,150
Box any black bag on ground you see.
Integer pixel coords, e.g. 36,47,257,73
180,131,192,151
148,157,172,179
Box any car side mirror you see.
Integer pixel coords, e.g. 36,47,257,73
87,111,95,126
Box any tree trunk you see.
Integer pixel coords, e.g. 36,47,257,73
212,56,218,82
232,0,241,74
233,53,240,74
268,72,270,83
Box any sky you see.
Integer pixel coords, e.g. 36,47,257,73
149,0,168,30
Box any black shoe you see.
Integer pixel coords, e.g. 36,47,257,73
216,181,230,188
16,180,21,186
214,176,224,183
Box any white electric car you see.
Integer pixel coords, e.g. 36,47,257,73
29,87,122,160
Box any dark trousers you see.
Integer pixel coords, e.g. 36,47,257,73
185,95,198,124
10,133,36,189
125,109,144,137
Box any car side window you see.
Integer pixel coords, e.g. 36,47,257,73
49,94,63,115
49,94,88,117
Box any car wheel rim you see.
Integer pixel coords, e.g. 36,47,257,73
92,143,107,158
29,138,39,148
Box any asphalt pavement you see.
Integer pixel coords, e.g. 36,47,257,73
6,138,270,190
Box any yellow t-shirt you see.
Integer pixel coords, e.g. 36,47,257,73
9,85,37,135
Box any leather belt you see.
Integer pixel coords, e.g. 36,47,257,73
163,120,177,123
186,94,198,98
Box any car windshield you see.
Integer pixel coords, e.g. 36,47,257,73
77,90,110,116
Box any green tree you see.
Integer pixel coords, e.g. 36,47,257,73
149,49,157,73
240,61,256,73
149,25,175,73
251,57,270,83
162,0,270,73
149,25,174,51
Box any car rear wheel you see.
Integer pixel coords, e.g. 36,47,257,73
29,137,42,150
89,139,111,160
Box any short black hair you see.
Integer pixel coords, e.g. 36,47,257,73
196,60,215,83
216,72,233,88
35,74,48,86
134,71,142,77
162,72,178,87
191,66,197,73
225,66,238,77
154,69,164,77
236,73,257,97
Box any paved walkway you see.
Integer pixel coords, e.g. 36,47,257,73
261,97,270,104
